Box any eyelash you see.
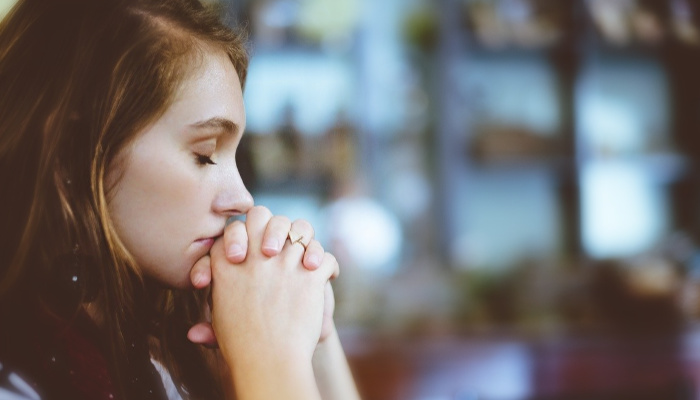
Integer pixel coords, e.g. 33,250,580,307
195,153,217,166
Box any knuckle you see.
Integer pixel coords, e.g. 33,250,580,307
293,219,314,235
324,252,337,265
225,219,245,235
311,240,324,253
271,214,291,227
248,205,272,219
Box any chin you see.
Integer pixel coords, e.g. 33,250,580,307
171,273,196,290
148,269,194,290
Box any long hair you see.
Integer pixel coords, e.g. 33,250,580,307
0,0,247,398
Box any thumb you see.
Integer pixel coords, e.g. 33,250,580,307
187,322,219,349
190,255,212,289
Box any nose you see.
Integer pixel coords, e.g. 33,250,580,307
212,166,254,217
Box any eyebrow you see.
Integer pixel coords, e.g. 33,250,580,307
189,117,239,135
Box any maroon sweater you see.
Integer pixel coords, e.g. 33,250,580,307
0,303,167,400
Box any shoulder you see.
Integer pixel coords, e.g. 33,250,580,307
0,361,42,400
0,304,115,400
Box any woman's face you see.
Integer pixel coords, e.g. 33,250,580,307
107,50,254,289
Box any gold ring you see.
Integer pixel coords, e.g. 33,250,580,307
288,230,307,250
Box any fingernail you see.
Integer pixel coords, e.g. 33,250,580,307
307,254,320,268
227,243,244,259
262,238,279,253
193,273,204,286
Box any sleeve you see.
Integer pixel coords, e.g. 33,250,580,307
0,361,42,400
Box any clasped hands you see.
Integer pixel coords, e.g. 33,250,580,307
186,206,339,363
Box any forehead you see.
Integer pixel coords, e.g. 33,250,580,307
167,49,246,128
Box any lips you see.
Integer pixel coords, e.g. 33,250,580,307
195,237,216,247
194,230,224,249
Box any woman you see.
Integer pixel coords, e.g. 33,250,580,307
0,0,359,399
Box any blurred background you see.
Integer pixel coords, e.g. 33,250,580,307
5,0,700,398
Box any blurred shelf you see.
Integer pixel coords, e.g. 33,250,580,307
252,177,331,196
582,34,700,61
468,157,575,176
461,39,569,59
249,44,331,57
579,153,691,184
437,0,700,261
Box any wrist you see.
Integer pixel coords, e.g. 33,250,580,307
312,327,362,400
230,349,320,400
318,318,338,347
313,325,341,365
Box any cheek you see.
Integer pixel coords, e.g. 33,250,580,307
117,168,190,232
108,151,196,251
107,164,208,287
114,151,214,232
120,146,190,208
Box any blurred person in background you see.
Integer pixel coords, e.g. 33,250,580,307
0,0,359,399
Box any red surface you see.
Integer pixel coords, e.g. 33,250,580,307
342,330,699,400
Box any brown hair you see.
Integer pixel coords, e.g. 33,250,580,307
0,0,247,398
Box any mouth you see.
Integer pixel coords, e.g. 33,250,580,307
195,237,215,245
195,231,224,249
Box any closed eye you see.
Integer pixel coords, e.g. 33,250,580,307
195,153,217,166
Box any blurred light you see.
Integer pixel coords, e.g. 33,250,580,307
671,0,700,44
451,171,562,269
579,98,640,154
586,0,636,45
461,57,561,136
577,61,669,156
498,0,531,25
387,170,431,222
245,52,355,136
359,0,409,136
260,0,299,29
325,197,402,272
296,0,360,45
465,0,564,49
582,161,669,258
0,0,16,20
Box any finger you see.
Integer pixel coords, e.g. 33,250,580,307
261,215,291,257
210,236,226,269
190,255,211,289
318,251,340,281
224,219,248,263
302,239,324,271
283,218,314,261
319,282,336,342
244,205,274,255
187,322,219,349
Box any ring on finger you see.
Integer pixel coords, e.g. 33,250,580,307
287,229,308,250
